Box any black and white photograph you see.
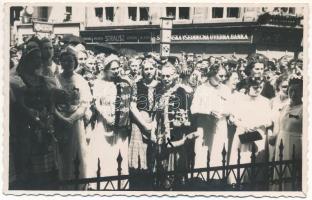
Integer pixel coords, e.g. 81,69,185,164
3,2,308,196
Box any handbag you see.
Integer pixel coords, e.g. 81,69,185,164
239,130,263,144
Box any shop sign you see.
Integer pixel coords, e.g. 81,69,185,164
154,33,250,42
33,21,54,33
80,31,252,43
80,33,152,43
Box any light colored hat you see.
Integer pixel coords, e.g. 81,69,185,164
103,54,120,68
64,45,78,57
75,43,86,51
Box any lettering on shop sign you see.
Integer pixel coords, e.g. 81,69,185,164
32,21,54,33
104,35,125,42
154,34,250,41
81,32,250,43
81,33,152,43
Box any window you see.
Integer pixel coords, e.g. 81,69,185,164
10,6,23,25
140,7,149,21
64,6,72,22
227,7,240,18
179,7,190,19
95,7,103,21
105,7,114,21
66,6,72,14
289,7,296,14
39,7,49,21
281,7,289,13
212,7,224,18
166,7,176,19
128,7,137,21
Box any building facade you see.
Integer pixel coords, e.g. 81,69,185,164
10,5,86,45
10,5,304,58
81,5,304,58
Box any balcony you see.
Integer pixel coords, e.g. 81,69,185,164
257,13,303,27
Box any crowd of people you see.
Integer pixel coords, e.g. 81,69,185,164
9,35,303,190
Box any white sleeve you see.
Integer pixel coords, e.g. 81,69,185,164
191,86,210,115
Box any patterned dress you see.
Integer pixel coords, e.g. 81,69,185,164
128,79,158,170
153,83,195,188
10,73,59,189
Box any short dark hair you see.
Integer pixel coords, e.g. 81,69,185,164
275,74,289,92
207,63,226,78
245,59,266,77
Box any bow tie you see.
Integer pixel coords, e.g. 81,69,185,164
289,114,299,119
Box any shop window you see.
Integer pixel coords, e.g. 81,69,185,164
212,7,224,18
140,7,149,21
166,7,176,19
64,6,72,22
105,7,114,21
179,7,190,19
128,7,137,21
227,7,240,18
95,7,103,21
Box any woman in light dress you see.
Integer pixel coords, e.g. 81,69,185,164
54,49,91,185
86,56,129,190
271,77,302,191
191,63,230,169
228,78,273,187
223,71,244,162
269,74,289,161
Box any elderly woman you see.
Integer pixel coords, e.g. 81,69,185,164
191,63,230,169
54,48,91,183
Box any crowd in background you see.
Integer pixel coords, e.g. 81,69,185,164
9,35,303,190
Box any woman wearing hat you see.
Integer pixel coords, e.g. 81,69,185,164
54,48,92,186
87,54,132,190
